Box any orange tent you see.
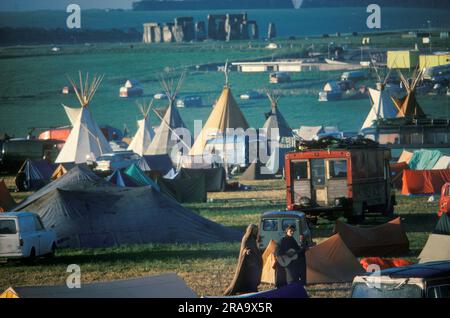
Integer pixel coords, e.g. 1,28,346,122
334,217,409,257
0,179,16,212
261,235,365,285
360,257,414,271
402,169,450,195
390,162,409,190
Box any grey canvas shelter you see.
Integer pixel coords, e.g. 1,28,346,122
13,166,239,248
419,234,450,263
143,154,173,175
158,172,207,203
2,273,197,298
180,167,226,192
240,161,276,181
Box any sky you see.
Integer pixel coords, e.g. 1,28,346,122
0,0,136,11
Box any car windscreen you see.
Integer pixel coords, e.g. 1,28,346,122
0,220,17,234
352,281,423,298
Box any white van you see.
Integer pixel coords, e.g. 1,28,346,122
0,212,57,260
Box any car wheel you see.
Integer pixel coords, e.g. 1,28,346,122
46,243,56,259
25,247,36,265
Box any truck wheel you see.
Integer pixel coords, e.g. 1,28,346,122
25,248,36,265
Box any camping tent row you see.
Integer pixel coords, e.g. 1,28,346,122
393,149,450,195
261,217,409,285
12,165,239,248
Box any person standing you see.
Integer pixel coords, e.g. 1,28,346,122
224,224,263,295
275,225,308,287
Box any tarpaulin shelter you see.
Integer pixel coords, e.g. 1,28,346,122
189,86,249,156
15,159,56,191
106,170,140,187
360,257,413,271
390,162,409,189
402,169,450,195
143,154,173,176
0,273,197,298
433,156,450,170
435,214,450,236
158,172,206,203
397,150,413,164
408,149,443,170
51,163,75,179
334,217,409,257
261,235,365,285
418,234,450,263
180,167,226,192
0,179,15,212
13,168,239,248
124,164,160,191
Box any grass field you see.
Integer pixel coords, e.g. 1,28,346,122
0,175,439,298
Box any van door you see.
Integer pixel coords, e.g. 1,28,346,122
33,215,49,255
311,159,327,205
0,218,21,256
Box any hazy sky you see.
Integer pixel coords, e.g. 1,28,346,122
0,0,136,11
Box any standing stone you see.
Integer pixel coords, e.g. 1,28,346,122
248,21,259,39
195,21,206,41
163,23,174,43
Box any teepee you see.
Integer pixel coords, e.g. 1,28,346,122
127,100,155,156
262,90,293,141
56,72,112,164
146,71,190,157
393,69,426,119
189,62,249,156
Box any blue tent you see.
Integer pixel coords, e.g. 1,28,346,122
106,170,139,187
15,159,56,191
124,164,160,191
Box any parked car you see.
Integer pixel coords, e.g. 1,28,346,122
94,151,141,172
258,211,314,250
439,183,450,217
240,91,264,100
0,212,57,260
176,96,202,108
351,261,450,298
269,72,291,84
153,92,168,100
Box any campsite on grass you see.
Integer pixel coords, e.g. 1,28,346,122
1,4,450,299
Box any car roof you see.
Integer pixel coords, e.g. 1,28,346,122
261,211,306,219
363,261,450,280
0,212,36,218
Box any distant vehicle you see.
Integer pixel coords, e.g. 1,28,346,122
176,96,202,108
119,80,143,98
423,64,450,83
240,91,264,100
266,43,279,50
318,81,342,102
0,212,57,261
270,72,291,84
341,70,367,82
439,183,450,217
153,92,168,100
94,151,141,172
0,139,63,174
61,86,71,94
351,261,450,298
258,211,314,250
285,146,395,223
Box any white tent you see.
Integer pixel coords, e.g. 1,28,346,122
361,86,398,130
419,234,450,264
56,73,112,164
433,156,450,170
127,101,155,156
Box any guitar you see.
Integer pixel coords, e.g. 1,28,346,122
276,249,298,267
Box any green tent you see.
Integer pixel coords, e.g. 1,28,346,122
179,167,226,192
158,173,207,203
435,214,450,236
124,164,160,191
408,150,443,170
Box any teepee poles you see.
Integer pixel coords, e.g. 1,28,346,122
67,71,104,108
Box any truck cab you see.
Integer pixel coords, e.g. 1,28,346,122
0,212,57,260
258,211,313,250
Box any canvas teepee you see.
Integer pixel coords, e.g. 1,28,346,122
146,71,190,157
392,69,426,119
127,100,155,156
56,72,112,164
189,62,249,156
361,81,399,130
261,90,293,141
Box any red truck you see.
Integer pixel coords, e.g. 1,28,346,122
285,147,396,223
439,183,450,217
